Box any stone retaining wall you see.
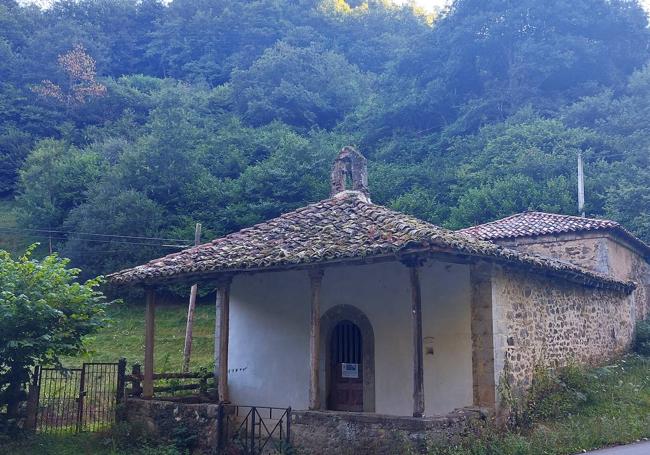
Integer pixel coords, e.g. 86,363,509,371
291,409,484,455
125,398,220,452
125,398,484,454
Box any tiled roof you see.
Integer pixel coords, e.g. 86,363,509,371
107,192,633,292
459,212,620,240
459,212,649,257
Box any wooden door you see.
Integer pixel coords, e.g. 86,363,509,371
329,321,363,412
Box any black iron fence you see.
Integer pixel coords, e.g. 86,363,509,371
217,404,292,454
34,360,126,433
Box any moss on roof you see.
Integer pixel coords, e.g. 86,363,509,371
107,192,634,292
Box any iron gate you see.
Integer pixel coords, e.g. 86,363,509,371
217,405,291,454
34,360,126,433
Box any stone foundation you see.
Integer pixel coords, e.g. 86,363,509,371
125,398,484,454
125,398,220,451
291,409,484,455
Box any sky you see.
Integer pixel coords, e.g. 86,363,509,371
17,0,650,14
398,0,650,13
394,0,449,12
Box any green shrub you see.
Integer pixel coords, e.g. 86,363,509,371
526,363,591,422
634,320,650,356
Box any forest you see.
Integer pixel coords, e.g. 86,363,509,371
1,0,649,279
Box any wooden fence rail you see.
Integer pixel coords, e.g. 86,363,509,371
126,364,217,400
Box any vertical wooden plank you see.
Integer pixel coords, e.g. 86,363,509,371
408,263,425,417
182,223,202,373
217,277,233,402
143,289,156,399
308,268,324,410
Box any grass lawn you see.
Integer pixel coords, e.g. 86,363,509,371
0,431,184,455
431,355,650,455
64,301,216,373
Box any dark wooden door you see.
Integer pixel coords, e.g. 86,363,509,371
329,321,363,412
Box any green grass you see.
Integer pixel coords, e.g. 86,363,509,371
64,301,216,373
0,429,185,455
430,355,650,455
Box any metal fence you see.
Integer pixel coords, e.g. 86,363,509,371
217,404,292,454
35,360,126,434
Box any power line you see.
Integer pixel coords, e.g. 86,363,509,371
0,226,188,243
0,229,189,248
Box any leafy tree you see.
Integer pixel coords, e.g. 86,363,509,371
61,188,168,278
231,42,371,129
0,127,32,195
0,246,108,420
16,139,106,230
32,44,107,110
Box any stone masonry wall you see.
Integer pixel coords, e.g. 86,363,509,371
125,398,485,454
291,409,484,455
497,235,608,275
125,399,220,452
491,267,635,393
497,233,649,321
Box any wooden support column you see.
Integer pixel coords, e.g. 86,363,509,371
470,263,496,410
406,259,425,417
216,277,233,403
308,267,324,410
143,289,156,399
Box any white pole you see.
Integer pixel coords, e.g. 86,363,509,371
578,152,585,217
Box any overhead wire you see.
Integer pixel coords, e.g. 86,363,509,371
0,228,189,248
0,226,188,242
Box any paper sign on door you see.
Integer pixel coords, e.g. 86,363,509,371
341,363,359,378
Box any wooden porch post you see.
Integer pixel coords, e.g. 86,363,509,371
406,260,425,417
143,289,156,399
308,268,324,410
216,277,233,403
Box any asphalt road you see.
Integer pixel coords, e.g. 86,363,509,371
584,441,650,454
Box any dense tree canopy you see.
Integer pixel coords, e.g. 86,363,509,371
1,0,649,279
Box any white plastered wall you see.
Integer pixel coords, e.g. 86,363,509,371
227,260,473,416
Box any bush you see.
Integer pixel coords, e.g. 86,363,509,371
504,363,593,429
634,320,650,356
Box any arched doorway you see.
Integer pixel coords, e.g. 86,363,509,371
320,305,375,412
329,321,363,411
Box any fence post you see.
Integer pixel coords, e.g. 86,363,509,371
131,364,143,397
116,358,127,421
24,366,40,432
77,364,87,432
286,407,291,445
250,407,256,454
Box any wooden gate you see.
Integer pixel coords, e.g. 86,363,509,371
34,360,126,433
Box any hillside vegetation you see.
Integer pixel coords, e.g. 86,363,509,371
64,302,216,372
0,0,649,283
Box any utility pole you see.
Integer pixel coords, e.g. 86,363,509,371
577,152,585,218
182,223,202,373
